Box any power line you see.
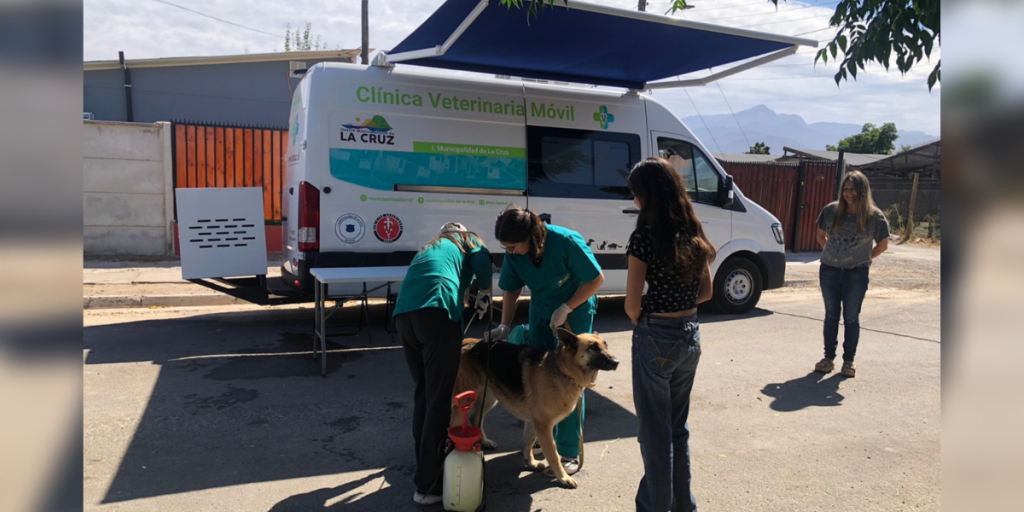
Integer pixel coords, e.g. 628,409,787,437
696,1,838,23
684,89,724,155
652,0,795,14
149,0,280,39
713,79,751,149
793,26,836,36
735,12,833,29
722,63,935,80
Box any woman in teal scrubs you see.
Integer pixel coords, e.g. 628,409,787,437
393,222,492,506
488,206,605,475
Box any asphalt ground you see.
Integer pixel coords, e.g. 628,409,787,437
84,247,940,511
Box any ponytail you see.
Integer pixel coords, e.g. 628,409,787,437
495,205,547,267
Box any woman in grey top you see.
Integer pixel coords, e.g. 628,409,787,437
813,171,889,377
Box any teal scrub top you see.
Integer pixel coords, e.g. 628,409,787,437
393,234,493,324
498,224,602,319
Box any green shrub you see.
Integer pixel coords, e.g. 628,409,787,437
923,213,940,240
884,204,905,235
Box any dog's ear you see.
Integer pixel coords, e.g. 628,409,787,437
557,328,579,351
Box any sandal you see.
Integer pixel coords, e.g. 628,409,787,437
840,361,856,377
814,358,835,373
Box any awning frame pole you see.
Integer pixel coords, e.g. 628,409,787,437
644,46,800,90
377,0,490,66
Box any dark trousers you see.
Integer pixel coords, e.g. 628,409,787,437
819,263,870,362
632,313,702,512
395,308,463,496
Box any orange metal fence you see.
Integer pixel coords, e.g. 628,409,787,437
172,121,286,222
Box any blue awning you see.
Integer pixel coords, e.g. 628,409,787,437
388,0,818,90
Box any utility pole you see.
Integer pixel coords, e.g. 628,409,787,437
119,51,133,122
361,0,369,64
638,1,647,11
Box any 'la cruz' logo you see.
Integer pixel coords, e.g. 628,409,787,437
340,115,396,145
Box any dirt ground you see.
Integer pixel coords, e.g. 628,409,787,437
779,241,940,293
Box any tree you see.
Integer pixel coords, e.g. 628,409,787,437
804,0,940,91
899,144,913,153
825,123,899,154
284,22,331,52
748,142,771,155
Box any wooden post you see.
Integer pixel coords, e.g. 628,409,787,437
903,172,920,241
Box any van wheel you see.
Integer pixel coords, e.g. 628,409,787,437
713,258,763,314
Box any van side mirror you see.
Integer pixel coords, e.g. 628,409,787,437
721,175,734,208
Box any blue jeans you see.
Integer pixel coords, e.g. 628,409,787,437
819,263,870,363
632,313,701,512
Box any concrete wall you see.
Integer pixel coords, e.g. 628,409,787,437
84,120,174,257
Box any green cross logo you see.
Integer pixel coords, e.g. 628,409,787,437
290,114,299,145
593,106,615,130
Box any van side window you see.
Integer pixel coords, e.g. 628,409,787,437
692,147,722,204
528,126,639,199
657,137,722,206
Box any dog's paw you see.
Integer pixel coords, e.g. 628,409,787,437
524,460,545,472
555,475,578,489
480,438,497,450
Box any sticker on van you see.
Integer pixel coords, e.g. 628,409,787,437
593,106,615,130
373,214,403,243
335,214,366,243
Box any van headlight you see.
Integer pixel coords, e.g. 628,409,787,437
771,223,784,245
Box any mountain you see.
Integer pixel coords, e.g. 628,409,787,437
682,104,938,155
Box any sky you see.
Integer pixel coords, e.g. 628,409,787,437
83,0,942,135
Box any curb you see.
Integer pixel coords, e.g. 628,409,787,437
84,294,245,310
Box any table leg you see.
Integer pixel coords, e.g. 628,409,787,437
312,278,319,360
320,280,327,377
386,283,395,343
363,283,372,345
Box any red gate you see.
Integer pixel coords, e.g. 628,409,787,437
794,161,838,252
717,159,838,252
720,161,799,250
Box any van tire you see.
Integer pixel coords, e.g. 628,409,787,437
713,257,762,314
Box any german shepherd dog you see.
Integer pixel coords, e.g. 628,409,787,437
451,329,619,489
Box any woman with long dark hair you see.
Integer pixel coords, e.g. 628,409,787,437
813,170,889,378
488,205,604,475
393,222,492,506
625,157,715,512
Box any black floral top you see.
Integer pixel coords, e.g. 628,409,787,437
626,225,702,313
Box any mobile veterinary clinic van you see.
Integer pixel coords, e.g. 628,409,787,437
281,62,785,313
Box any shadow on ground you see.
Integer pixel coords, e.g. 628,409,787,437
760,372,848,412
85,302,639,506
266,450,568,512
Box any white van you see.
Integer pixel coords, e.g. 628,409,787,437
280,62,785,313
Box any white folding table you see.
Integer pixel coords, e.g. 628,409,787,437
310,266,409,377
